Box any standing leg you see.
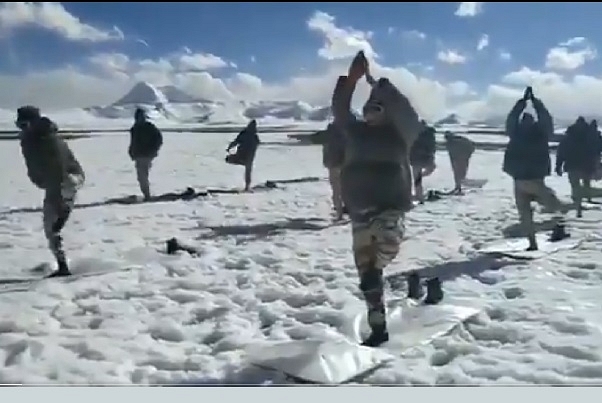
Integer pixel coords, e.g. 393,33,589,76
353,210,405,347
328,167,344,219
135,158,152,200
449,153,462,192
567,171,582,217
352,220,383,346
513,180,537,250
43,176,82,277
412,165,424,203
583,176,592,203
244,159,253,191
456,151,472,193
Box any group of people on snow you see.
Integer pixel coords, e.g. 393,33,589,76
13,50,602,347
322,108,476,218
321,52,602,346
14,105,260,278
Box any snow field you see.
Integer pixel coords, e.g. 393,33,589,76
0,131,601,384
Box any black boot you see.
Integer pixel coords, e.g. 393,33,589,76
166,237,180,254
406,272,424,300
549,223,570,242
361,323,389,347
46,258,71,278
359,270,388,347
424,277,444,305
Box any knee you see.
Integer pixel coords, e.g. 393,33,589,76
359,269,383,293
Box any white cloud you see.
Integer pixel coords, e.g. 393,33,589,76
498,49,512,61
545,38,597,70
387,27,395,35
4,8,602,126
455,2,483,17
401,30,427,40
178,52,234,71
502,66,563,87
477,34,489,51
446,81,475,98
136,38,149,48
0,2,123,42
306,11,377,60
559,37,586,47
437,49,467,65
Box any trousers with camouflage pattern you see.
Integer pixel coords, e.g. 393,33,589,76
351,209,405,330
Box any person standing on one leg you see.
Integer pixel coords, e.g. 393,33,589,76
444,131,475,194
17,106,86,277
332,51,421,347
321,123,346,220
226,119,260,191
410,121,436,203
555,117,595,218
503,86,569,251
128,108,163,201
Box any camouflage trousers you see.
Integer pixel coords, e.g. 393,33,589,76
351,209,406,329
513,179,565,238
43,173,85,263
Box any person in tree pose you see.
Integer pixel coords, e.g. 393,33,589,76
444,131,476,194
331,50,441,347
226,119,260,191
17,106,86,277
503,86,569,250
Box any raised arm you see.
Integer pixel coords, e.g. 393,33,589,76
331,75,358,128
331,51,369,129
532,97,554,138
505,99,527,138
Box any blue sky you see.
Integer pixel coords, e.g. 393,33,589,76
1,2,602,120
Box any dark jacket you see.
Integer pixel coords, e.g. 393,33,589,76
129,120,163,160
322,123,345,169
410,125,436,167
502,98,553,180
228,122,260,163
557,122,602,174
445,133,475,161
332,75,421,220
20,117,85,200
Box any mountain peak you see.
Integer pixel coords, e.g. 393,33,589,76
435,113,462,126
112,81,169,107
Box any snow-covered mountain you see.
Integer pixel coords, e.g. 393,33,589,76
84,81,332,125
435,113,462,126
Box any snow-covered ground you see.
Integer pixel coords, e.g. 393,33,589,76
1,129,602,385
